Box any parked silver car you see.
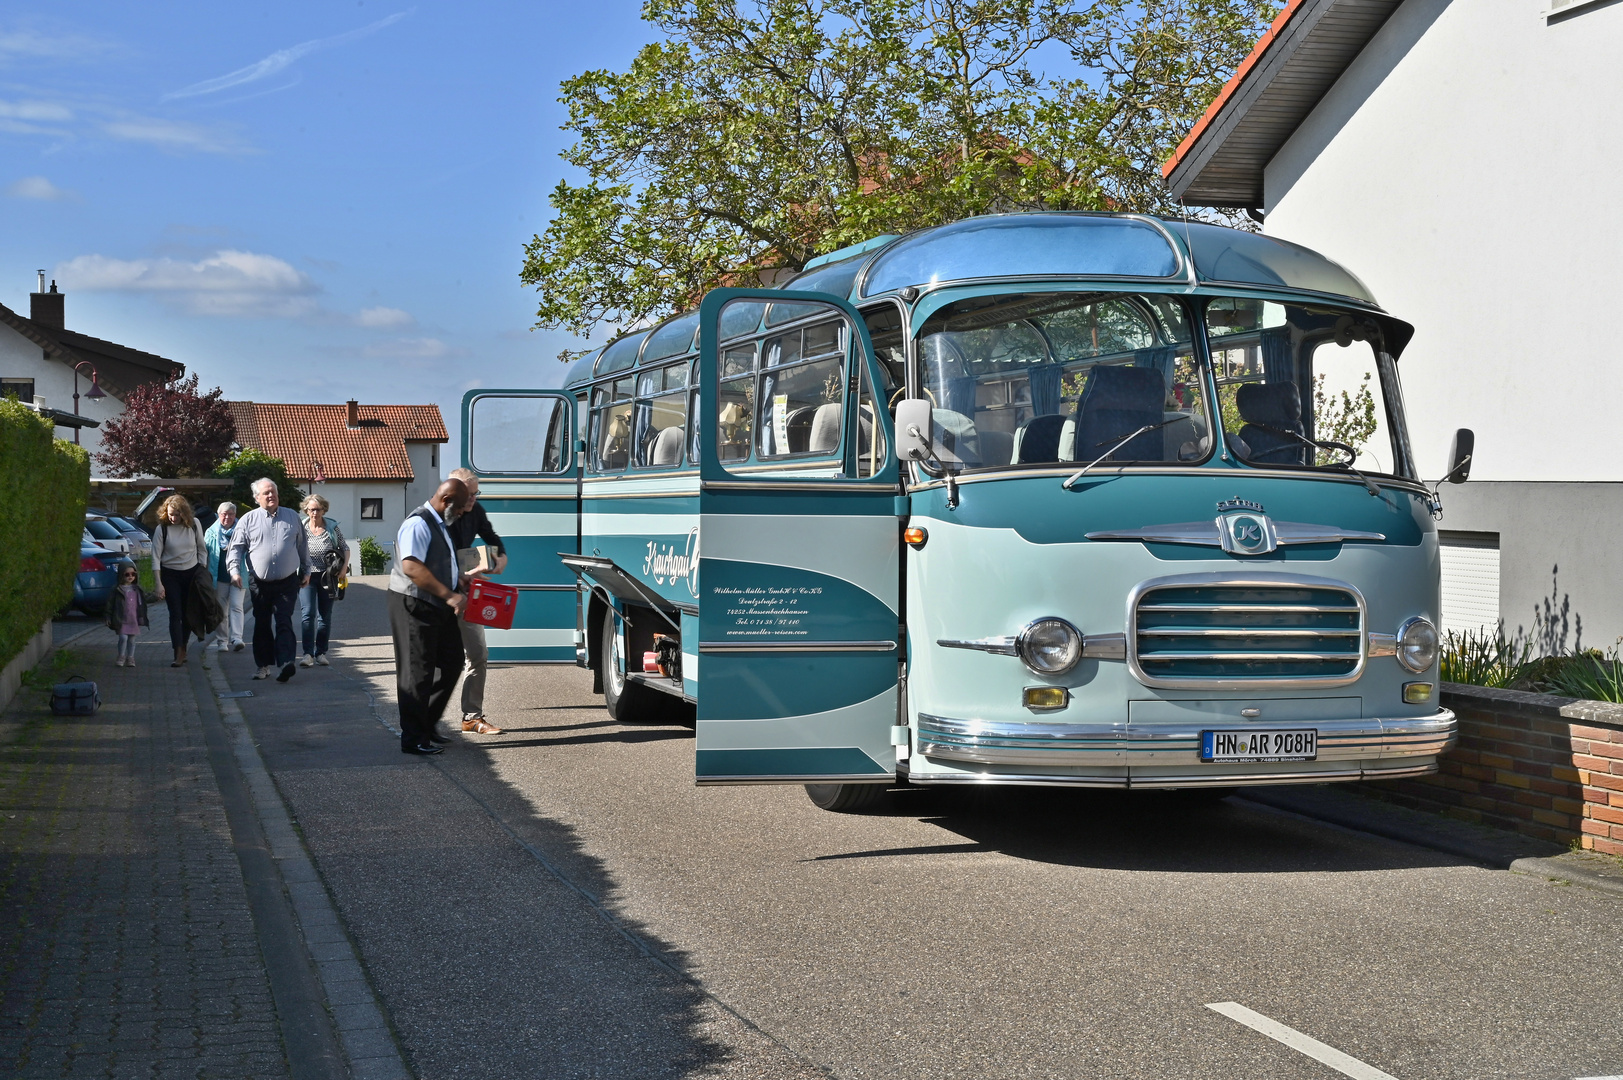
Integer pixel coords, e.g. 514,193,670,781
103,514,153,558
84,515,133,556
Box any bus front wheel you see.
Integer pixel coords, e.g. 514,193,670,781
804,783,885,813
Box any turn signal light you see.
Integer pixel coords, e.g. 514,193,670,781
80,556,106,572
904,526,928,548
1023,686,1070,711
1403,682,1434,704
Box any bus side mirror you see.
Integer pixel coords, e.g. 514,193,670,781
1444,428,1473,484
894,399,934,462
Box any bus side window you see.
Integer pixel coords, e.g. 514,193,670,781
633,362,690,469
591,378,634,473
757,318,844,459
718,342,755,461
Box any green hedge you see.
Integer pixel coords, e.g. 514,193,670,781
0,400,90,665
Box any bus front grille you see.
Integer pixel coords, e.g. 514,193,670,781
1130,581,1364,687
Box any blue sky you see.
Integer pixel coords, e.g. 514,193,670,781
1,1,651,461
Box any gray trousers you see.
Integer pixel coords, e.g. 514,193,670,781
458,617,488,718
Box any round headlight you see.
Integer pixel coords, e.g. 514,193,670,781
1018,618,1082,676
1396,616,1439,673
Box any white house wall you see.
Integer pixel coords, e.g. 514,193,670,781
0,323,123,462
1261,0,1623,647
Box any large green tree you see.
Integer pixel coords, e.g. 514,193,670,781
522,0,1277,353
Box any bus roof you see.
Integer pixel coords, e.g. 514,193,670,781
559,213,1381,388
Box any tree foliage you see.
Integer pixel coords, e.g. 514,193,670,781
94,374,237,478
212,448,304,513
522,0,1277,351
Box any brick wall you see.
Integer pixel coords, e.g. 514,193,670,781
1355,683,1623,856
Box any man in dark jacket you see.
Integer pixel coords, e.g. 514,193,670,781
388,478,468,755
447,468,506,734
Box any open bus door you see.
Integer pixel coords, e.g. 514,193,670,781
460,390,580,662
695,289,903,785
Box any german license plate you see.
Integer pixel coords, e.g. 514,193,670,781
1201,729,1317,763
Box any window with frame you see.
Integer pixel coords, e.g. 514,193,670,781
632,362,690,468
916,292,1207,469
1,378,33,402
589,377,635,473
360,499,383,520
1207,298,1410,478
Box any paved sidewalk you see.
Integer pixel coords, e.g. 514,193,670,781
0,625,291,1078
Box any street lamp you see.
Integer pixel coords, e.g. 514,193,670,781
72,361,106,446
310,460,326,484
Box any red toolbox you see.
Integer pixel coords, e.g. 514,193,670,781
464,579,519,629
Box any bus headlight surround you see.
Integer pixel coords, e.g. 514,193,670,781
1396,616,1439,673
1017,618,1082,676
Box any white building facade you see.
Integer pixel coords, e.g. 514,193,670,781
1165,0,1623,651
1,284,182,461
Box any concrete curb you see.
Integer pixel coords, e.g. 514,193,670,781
205,658,415,1080
1509,854,1623,897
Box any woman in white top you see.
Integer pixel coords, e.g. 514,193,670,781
151,494,207,667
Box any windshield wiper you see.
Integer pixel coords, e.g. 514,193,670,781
1244,425,1381,497
1061,418,1183,490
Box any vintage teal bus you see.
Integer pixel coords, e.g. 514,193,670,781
462,213,1467,810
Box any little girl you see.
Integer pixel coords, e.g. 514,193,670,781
105,564,148,667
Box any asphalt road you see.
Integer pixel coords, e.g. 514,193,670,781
227,581,1623,1080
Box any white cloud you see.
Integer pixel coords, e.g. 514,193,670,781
0,99,74,122
356,305,415,329
6,175,74,200
360,337,468,360
163,11,411,101
0,93,248,154
0,27,113,62
56,249,321,318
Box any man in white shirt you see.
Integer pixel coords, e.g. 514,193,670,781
388,478,468,755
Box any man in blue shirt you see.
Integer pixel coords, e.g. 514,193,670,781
388,478,468,755
227,478,310,683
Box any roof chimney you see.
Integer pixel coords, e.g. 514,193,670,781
346,399,360,428
30,276,64,330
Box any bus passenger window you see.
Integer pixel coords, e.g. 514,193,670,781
758,319,845,459
718,342,755,461
591,378,634,472
855,350,887,477
633,363,690,469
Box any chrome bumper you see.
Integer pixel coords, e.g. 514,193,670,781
913,709,1455,788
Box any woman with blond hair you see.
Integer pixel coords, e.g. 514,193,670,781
151,494,207,666
298,493,348,666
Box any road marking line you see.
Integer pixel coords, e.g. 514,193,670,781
1206,1002,1400,1080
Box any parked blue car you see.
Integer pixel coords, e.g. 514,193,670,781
74,543,133,614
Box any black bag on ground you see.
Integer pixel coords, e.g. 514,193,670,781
51,676,101,716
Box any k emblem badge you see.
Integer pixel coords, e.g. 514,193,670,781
1217,510,1277,555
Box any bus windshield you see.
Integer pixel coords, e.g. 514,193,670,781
1207,298,1411,479
916,292,1210,470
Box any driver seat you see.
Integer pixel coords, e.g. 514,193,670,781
1236,382,1307,466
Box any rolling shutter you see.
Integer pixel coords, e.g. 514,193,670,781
1439,532,1500,638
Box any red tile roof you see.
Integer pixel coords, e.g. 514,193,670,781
229,402,447,483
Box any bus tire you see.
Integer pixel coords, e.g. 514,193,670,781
601,613,664,723
804,783,885,813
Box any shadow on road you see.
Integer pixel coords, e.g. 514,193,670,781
828,783,1472,874
219,581,805,1080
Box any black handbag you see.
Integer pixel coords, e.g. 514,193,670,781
51,677,100,716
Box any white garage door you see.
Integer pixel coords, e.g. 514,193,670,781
1439,532,1500,638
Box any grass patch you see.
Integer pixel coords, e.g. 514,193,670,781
20,649,78,690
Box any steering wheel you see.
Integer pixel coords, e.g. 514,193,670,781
888,385,937,413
